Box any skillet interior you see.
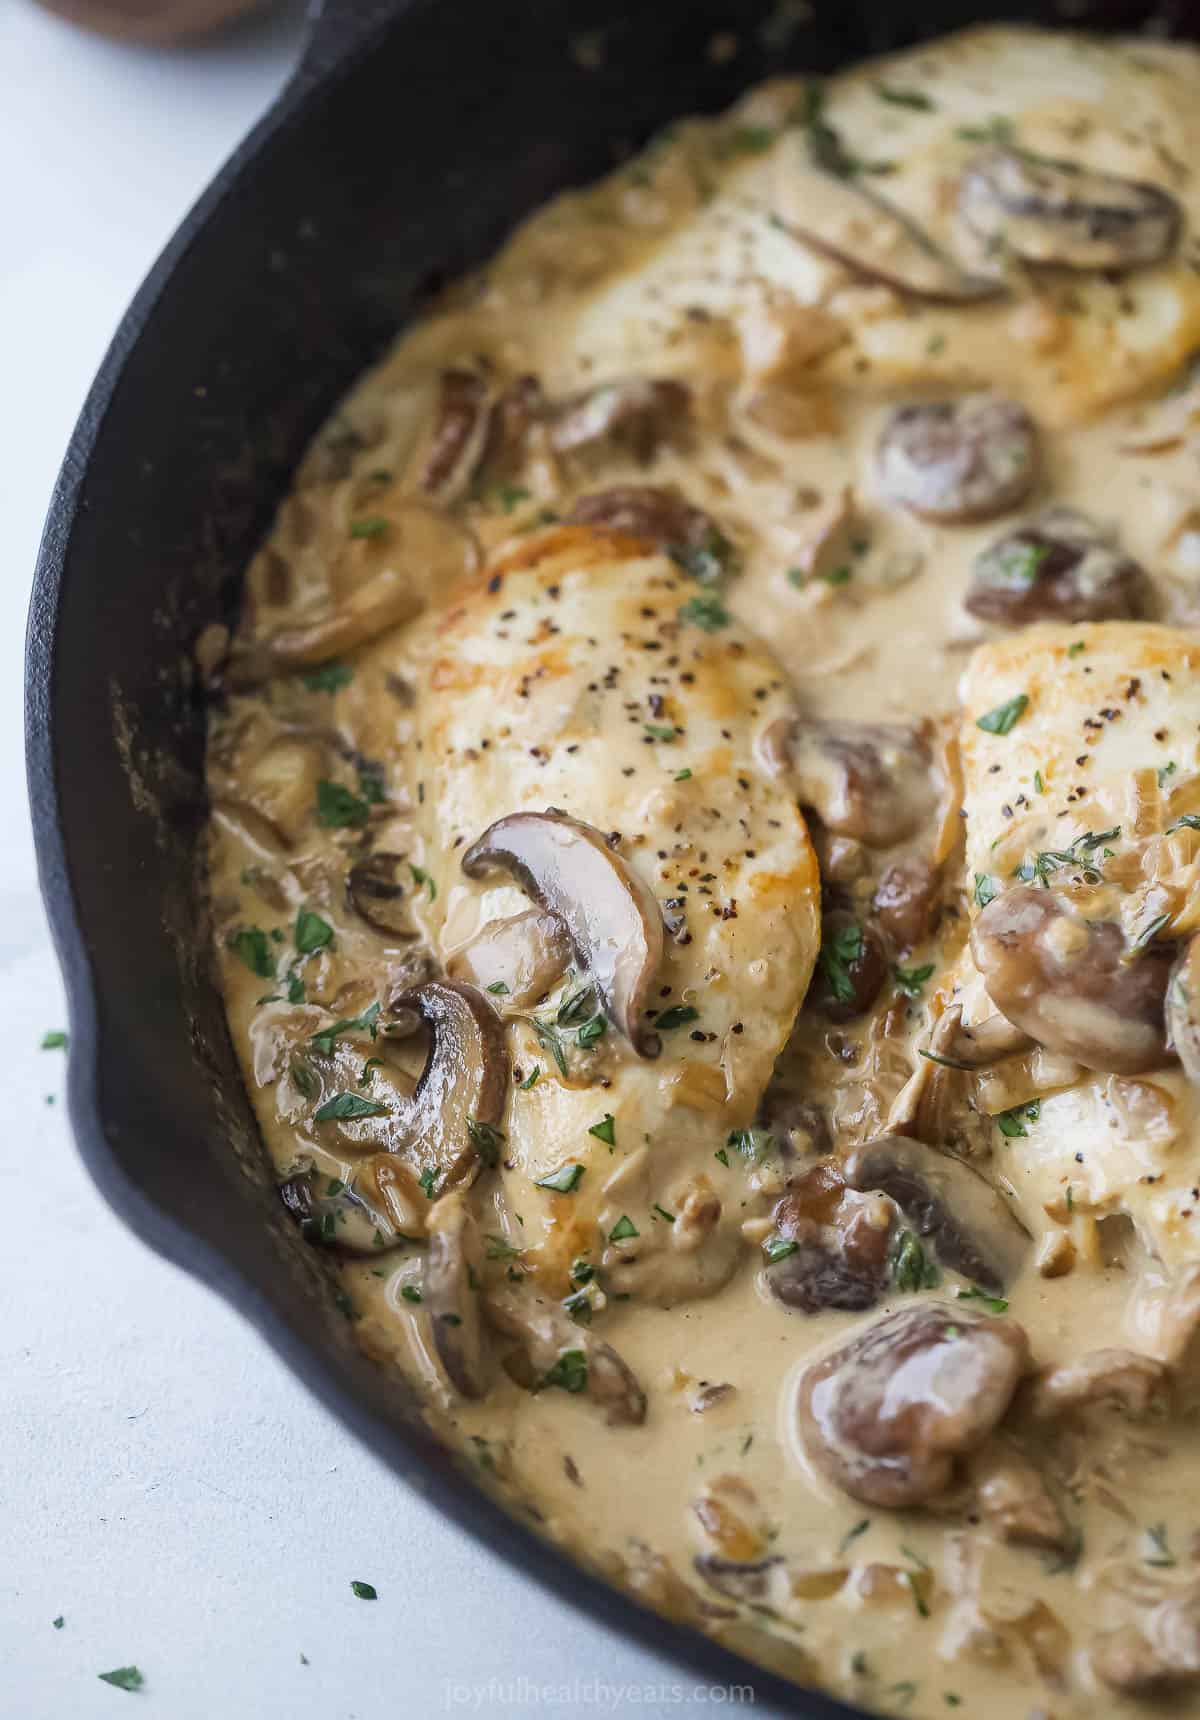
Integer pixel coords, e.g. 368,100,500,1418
26,0,1200,1711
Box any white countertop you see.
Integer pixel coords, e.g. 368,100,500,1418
0,6,793,1715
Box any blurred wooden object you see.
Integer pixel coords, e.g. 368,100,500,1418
32,0,265,44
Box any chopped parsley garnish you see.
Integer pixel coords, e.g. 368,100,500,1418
563,1290,593,1325
349,516,389,539
1034,769,1045,794
997,1099,1040,1138
535,1161,584,1194
1159,761,1177,788
486,1235,521,1261
818,920,863,1006
643,722,678,742
286,971,306,1004
227,926,274,978
530,1016,569,1077
313,1091,389,1122
41,1030,68,1051
316,779,370,829
651,1202,676,1224
588,1113,616,1146
408,863,436,899
724,124,775,156
575,1013,607,1050
1144,1523,1176,1568
955,115,1015,144
98,1667,144,1692
679,591,730,632
874,83,935,110
901,1569,930,1617
309,1002,380,1057
727,1127,773,1161
557,984,597,1026
674,767,692,782
358,767,386,805
400,1285,422,1304
975,692,1029,736
486,980,509,995
1133,912,1172,950
418,1168,438,1199
653,1004,699,1031
1067,640,1086,658
1169,813,1200,834
919,1048,973,1071
973,872,998,910
350,1580,378,1599
990,539,1051,588
495,483,531,513
955,1285,1009,1314
764,1236,799,1263
290,1061,317,1099
893,962,934,999
467,1119,506,1166
714,1147,730,1167
294,907,334,955
824,564,852,587
891,1230,940,1292
609,1215,639,1242
302,661,353,693
519,1065,541,1090
839,1518,870,1555
542,1350,588,1394
669,526,739,586
53,1616,64,1630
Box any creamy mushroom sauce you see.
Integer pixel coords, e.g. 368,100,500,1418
204,26,1200,1718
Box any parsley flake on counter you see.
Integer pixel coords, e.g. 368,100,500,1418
536,1162,584,1194
98,1666,144,1692
349,516,389,539
609,1214,639,1242
679,592,730,632
52,1616,64,1630
316,779,370,829
227,926,274,978
294,907,334,955
588,1113,616,1146
41,1030,68,1051
302,661,353,693
653,1004,699,1031
975,692,1029,736
893,963,934,999
350,1580,378,1599
313,1091,389,1122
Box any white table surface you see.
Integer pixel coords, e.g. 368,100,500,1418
0,6,796,1715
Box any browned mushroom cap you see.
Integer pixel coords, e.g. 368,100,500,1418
387,980,511,1188
461,812,664,1056
798,1301,1030,1508
842,1135,1029,1293
549,378,691,461
1028,1348,1172,1421
483,1284,647,1425
279,1170,403,1255
417,369,494,502
773,129,1004,304
966,507,1147,627
1167,934,1200,1086
446,909,572,1008
959,148,1181,273
424,1190,489,1398
876,396,1038,525
971,1446,1073,1554
765,1166,893,1315
1092,1586,1200,1696
970,886,1174,1075
347,851,418,938
808,913,888,1021
872,855,942,952
566,484,726,570
759,717,938,848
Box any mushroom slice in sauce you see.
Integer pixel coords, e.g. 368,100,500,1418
347,851,419,938
424,1189,489,1398
958,147,1182,273
387,980,510,1188
797,1301,1030,1508
765,1165,893,1315
759,717,938,848
773,129,1004,304
693,1554,786,1606
1166,933,1200,1086
970,886,1174,1075
1028,1348,1172,1421
446,909,572,1009
872,854,942,952
483,1284,647,1426
1092,1585,1200,1696
966,507,1147,626
279,1168,403,1255
417,368,494,502
566,484,725,565
461,812,665,1056
549,378,691,461
875,395,1039,525
971,1445,1073,1554
841,1134,1028,1293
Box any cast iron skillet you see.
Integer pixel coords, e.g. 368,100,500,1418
26,1,1198,1711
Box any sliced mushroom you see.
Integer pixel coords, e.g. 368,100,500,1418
971,1445,1073,1553
937,1010,1034,1070
483,1283,646,1425
461,812,664,1056
1028,1348,1171,1421
425,1189,489,1398
693,1554,785,1606
386,980,510,1187
347,851,418,938
808,913,888,1021
797,1301,1030,1507
1092,1586,1200,1695
959,147,1181,274
970,886,1174,1075
766,1169,893,1314
549,378,690,461
876,395,1038,525
566,484,726,567
417,368,494,502
1167,934,1200,1085
773,128,1003,303
966,507,1147,627
759,717,937,848
872,855,942,953
278,1168,403,1255
842,1135,1028,1293
446,909,572,1008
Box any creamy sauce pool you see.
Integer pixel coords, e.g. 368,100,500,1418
204,25,1200,1719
